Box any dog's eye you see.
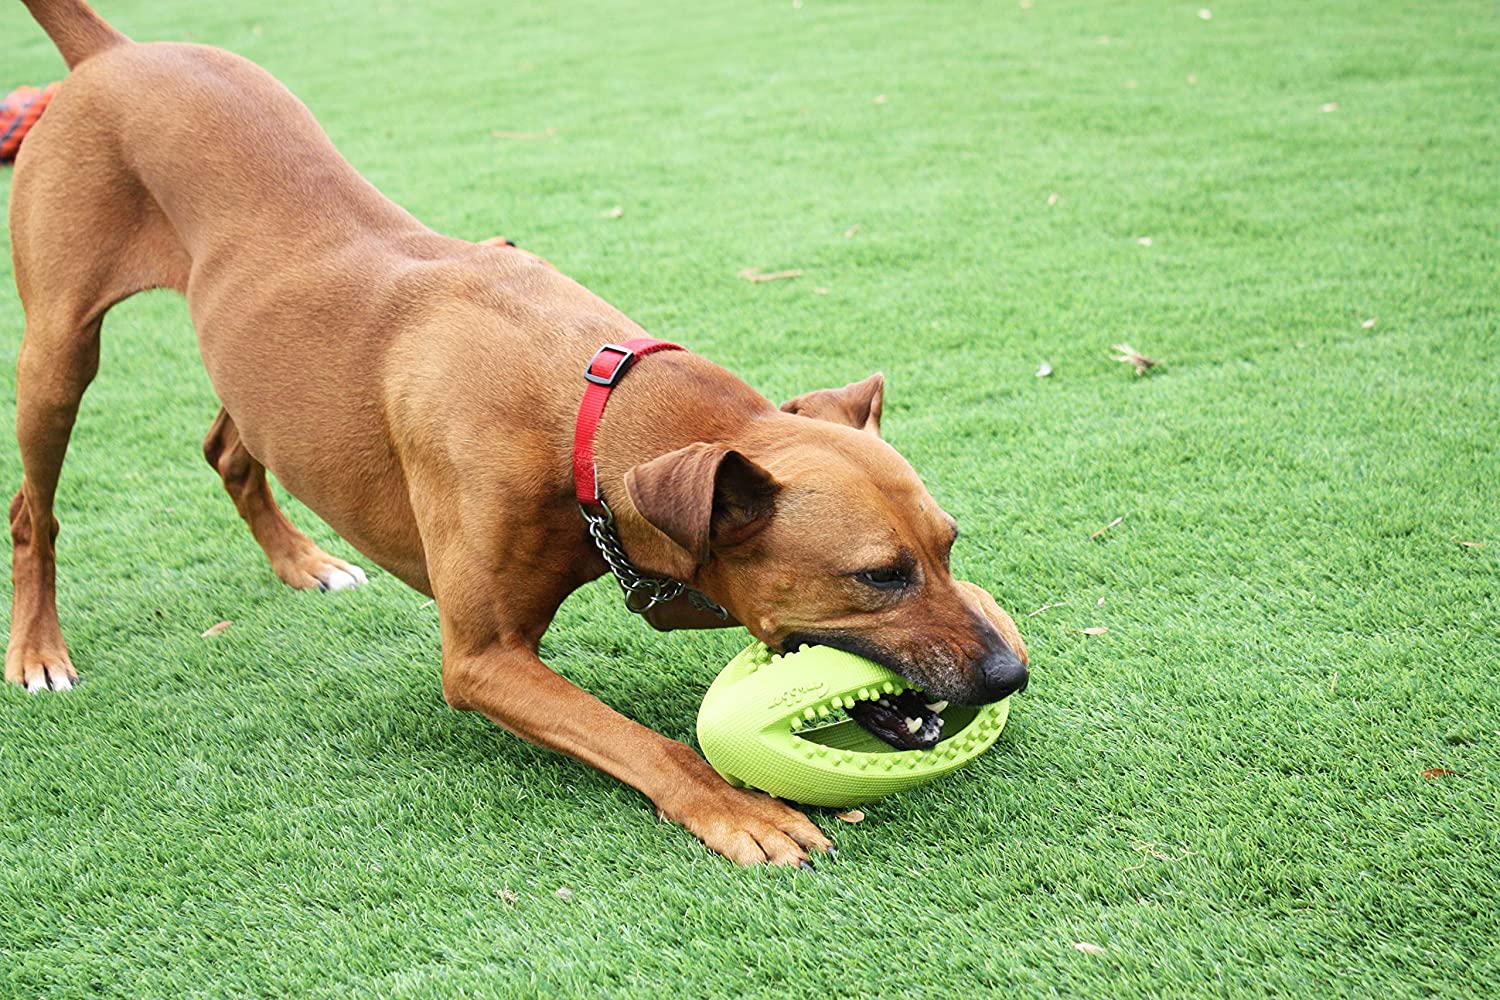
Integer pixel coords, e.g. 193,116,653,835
854,566,911,591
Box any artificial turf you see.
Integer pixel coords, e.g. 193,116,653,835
2,0,1497,995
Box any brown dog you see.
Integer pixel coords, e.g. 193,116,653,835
6,1,1029,865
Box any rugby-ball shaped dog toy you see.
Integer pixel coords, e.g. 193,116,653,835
697,640,1011,807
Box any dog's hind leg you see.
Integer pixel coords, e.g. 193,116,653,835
5,310,101,692
5,75,191,690
202,408,367,593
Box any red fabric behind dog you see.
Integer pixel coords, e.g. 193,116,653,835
1,83,59,162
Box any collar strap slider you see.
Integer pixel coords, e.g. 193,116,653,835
584,343,638,386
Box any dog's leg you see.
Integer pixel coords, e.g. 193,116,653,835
442,638,834,866
5,72,198,690
202,408,367,592
415,507,833,865
5,314,102,692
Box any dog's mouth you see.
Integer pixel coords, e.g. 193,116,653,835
845,689,947,750
780,633,946,750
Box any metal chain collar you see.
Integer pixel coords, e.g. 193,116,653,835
581,501,729,619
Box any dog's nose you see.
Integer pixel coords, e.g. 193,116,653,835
978,645,1029,701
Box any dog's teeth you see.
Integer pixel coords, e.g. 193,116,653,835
925,700,948,713
905,717,922,734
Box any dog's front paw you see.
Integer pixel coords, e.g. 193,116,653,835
666,782,834,866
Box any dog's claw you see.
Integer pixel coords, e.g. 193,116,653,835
797,859,816,872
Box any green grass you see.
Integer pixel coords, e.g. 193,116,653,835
2,0,1497,995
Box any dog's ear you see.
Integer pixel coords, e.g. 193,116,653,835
780,372,884,436
624,443,779,564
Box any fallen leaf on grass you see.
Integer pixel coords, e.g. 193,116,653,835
844,224,861,238
1036,362,1053,377
1455,540,1483,549
1187,73,1199,85
836,810,865,823
1090,515,1125,540
600,206,624,219
1122,839,1198,871
498,889,519,905
873,94,888,105
1027,601,1068,617
1110,343,1158,375
555,887,574,900
1421,768,1464,779
1046,192,1059,206
1197,9,1213,20
739,268,804,283
1073,941,1105,955
490,127,557,140
1320,102,1340,113
1361,316,1378,329
1136,236,1153,246
1080,627,1110,635
200,621,233,638
813,286,830,294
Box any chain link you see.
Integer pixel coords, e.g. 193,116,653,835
581,501,728,618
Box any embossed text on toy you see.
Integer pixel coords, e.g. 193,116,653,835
768,683,829,710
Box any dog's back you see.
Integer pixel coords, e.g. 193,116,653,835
14,5,438,297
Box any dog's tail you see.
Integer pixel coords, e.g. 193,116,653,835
21,0,129,70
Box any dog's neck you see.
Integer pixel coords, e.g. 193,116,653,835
588,350,776,584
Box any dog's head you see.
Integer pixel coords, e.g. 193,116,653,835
624,373,1028,707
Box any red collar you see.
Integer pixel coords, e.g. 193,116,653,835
573,338,685,505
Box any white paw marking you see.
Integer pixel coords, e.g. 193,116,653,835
318,564,367,592
27,676,47,694
51,675,73,692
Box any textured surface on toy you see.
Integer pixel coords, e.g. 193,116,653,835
697,640,1011,807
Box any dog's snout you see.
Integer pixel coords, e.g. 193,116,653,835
979,644,1029,701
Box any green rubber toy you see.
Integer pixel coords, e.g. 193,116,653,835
696,640,1011,807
